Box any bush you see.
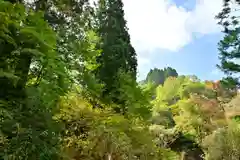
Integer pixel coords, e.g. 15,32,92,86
203,121,240,160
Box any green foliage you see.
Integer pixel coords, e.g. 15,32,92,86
110,71,151,118
95,0,138,106
151,75,232,159
225,94,240,120
1,0,240,159
203,121,240,160
0,1,62,159
55,92,158,160
216,0,240,88
0,1,102,159
145,67,178,85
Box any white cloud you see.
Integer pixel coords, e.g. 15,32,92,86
122,0,223,53
136,54,151,80
138,57,150,66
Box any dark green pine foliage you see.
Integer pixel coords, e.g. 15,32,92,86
96,0,137,103
146,67,178,85
164,67,178,78
216,0,240,88
147,68,165,85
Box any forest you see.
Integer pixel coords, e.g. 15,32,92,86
1,0,240,159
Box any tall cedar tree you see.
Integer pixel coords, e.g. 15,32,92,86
96,0,137,103
216,0,240,88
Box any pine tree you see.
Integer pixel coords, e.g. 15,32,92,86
216,0,240,88
96,0,137,103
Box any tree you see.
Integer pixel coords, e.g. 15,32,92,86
55,91,158,160
0,0,101,158
164,67,178,79
145,67,178,86
95,0,137,104
3,0,240,159
0,1,63,158
216,0,240,88
203,121,240,160
27,0,104,100
146,68,165,85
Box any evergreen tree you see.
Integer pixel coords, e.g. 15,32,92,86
146,68,165,85
145,67,178,85
96,0,137,103
216,0,240,88
164,67,178,79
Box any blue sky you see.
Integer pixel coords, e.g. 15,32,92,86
137,33,224,81
122,0,225,81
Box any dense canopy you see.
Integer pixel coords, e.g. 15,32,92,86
1,0,240,160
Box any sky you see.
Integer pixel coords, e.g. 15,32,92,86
121,0,225,81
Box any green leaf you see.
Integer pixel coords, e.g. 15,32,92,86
21,48,45,56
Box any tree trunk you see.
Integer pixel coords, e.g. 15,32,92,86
14,53,32,98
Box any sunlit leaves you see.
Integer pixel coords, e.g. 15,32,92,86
203,121,240,160
55,92,157,160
